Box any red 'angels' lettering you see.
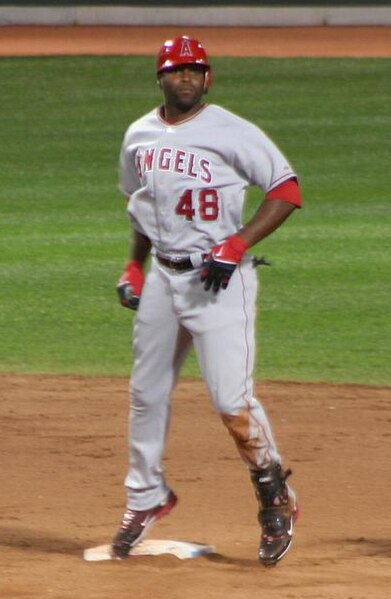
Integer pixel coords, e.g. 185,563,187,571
159,148,171,170
144,148,155,171
135,147,212,183
176,189,219,221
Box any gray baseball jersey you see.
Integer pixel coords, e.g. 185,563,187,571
120,104,296,258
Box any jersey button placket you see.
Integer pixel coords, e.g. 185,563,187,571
156,127,176,236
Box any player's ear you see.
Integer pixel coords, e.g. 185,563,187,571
203,70,211,94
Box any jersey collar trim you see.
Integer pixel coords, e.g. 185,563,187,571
158,104,208,126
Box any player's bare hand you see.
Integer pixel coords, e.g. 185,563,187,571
117,260,145,310
200,235,249,293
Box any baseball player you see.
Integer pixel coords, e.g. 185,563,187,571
112,36,301,566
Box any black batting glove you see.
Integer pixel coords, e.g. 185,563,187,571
200,258,237,293
117,260,145,311
200,235,249,293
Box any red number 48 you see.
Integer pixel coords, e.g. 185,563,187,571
175,189,219,221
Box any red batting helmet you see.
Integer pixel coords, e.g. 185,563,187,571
156,35,211,79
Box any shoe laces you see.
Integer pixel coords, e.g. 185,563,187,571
121,508,144,529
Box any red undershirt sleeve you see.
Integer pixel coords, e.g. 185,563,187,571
265,178,302,208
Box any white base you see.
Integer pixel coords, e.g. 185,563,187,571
84,539,215,562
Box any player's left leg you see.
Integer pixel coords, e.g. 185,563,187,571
190,259,279,467
189,259,298,565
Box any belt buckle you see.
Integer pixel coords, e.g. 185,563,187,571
157,254,192,271
170,258,185,270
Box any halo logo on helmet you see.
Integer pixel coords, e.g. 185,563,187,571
180,38,192,57
156,35,212,90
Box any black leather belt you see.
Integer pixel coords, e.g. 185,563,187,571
156,255,194,271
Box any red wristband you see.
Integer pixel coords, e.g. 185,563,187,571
227,235,249,259
213,234,249,264
124,259,143,275
119,260,145,296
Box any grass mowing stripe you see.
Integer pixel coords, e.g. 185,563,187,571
0,56,389,384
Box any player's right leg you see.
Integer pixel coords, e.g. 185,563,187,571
112,261,192,558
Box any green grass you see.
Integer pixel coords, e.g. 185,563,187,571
0,56,390,385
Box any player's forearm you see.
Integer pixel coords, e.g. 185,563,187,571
237,199,297,248
131,230,152,264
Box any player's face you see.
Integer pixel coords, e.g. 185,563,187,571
159,64,207,117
